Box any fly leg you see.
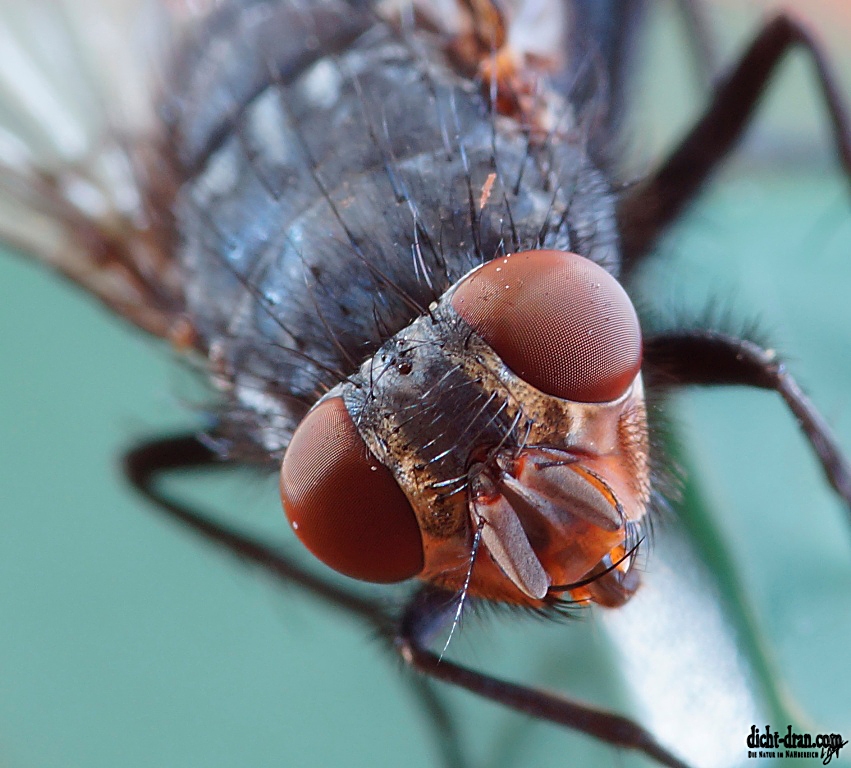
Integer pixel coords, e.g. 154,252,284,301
395,587,692,768
123,433,467,768
618,13,851,272
123,434,388,620
643,330,851,518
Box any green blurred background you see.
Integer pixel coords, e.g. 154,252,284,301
1,3,850,767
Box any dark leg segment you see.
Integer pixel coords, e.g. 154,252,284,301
396,588,692,768
644,330,851,515
124,434,391,623
619,13,851,269
123,434,466,768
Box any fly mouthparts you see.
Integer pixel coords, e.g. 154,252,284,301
470,469,550,600
497,447,624,532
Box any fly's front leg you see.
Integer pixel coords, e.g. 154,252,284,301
123,434,391,622
395,587,692,768
644,330,851,519
619,12,851,270
123,433,467,768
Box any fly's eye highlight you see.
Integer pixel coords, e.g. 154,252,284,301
279,397,424,583
451,250,642,402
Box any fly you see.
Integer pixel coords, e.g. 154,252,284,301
1,2,850,768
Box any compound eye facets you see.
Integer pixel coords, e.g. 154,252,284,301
280,397,424,583
451,250,642,402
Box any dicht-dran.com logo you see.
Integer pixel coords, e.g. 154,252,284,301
747,724,848,764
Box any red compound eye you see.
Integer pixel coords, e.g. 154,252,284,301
451,250,641,402
280,397,424,583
